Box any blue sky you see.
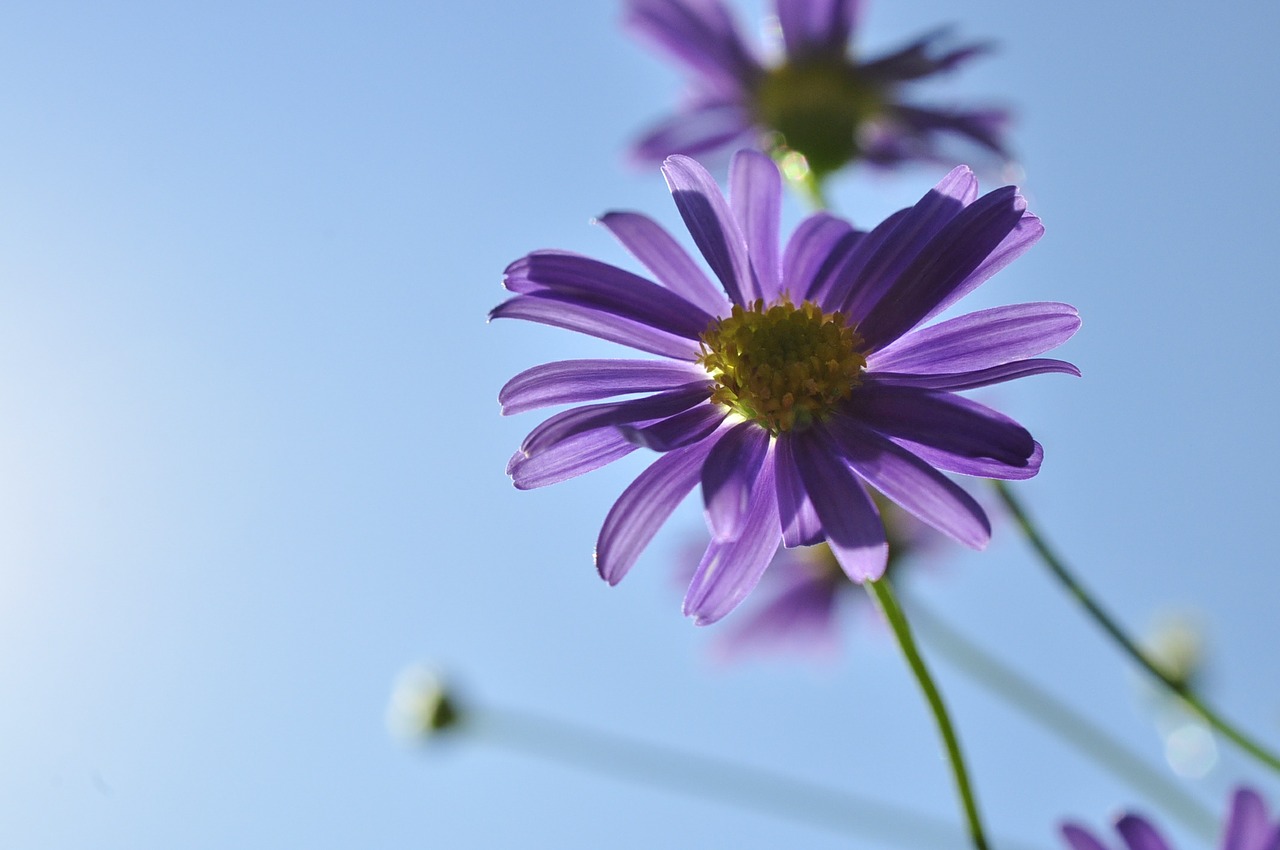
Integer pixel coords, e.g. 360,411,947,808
1,1,1278,847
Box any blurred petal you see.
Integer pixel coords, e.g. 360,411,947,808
625,0,761,92
1115,815,1172,850
1222,788,1279,850
775,0,857,59
1060,824,1111,850
632,101,757,164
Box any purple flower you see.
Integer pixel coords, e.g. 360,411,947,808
626,0,1009,179
1061,787,1280,850
493,150,1078,625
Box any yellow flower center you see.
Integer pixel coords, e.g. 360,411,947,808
753,60,884,179
698,298,866,434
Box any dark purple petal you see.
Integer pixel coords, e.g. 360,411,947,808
683,453,781,624
663,154,754,306
490,294,701,360
895,438,1042,481
618,402,728,451
596,431,726,584
500,359,709,415
1059,824,1111,850
825,415,991,549
858,29,991,83
867,359,1081,391
847,385,1034,465
509,430,639,490
775,0,857,59
773,433,825,547
855,185,1030,351
868,302,1080,374
782,212,858,301
520,384,712,456
1115,815,1172,850
504,251,713,340
631,101,758,164
790,428,888,581
1223,788,1278,850
813,207,907,309
625,0,762,93
701,421,770,540
832,167,976,321
920,211,1044,324
883,104,1011,160
729,150,781,302
596,211,730,315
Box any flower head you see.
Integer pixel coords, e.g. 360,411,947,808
1061,787,1280,850
493,150,1078,625
626,0,1009,180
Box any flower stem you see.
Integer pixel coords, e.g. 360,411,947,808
993,479,1280,775
866,577,990,850
907,598,1219,841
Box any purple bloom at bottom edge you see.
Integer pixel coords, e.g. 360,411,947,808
1062,787,1280,850
493,149,1079,625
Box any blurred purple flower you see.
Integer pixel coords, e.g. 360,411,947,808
1061,787,1280,850
626,0,1009,179
493,150,1078,625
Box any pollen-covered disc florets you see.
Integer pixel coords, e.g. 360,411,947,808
698,298,866,434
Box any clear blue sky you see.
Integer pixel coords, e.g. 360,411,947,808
1,1,1277,847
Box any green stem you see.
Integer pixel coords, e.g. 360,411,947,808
867,577,990,850
993,480,1280,775
908,599,1218,841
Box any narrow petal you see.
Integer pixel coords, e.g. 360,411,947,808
663,154,754,306
825,415,991,549
868,359,1081,391
782,212,858,301
896,438,1043,481
520,384,711,456
504,251,713,340
618,402,728,451
1115,815,1173,850
790,428,888,581
881,104,1010,162
1059,824,1111,850
858,29,990,83
775,0,857,59
596,211,729,315
683,453,781,624
631,101,758,164
868,302,1080,374
596,431,726,584
712,564,842,659
1222,788,1277,850
625,0,762,92
702,421,770,540
509,430,639,490
773,433,825,547
847,385,1035,466
500,359,708,415
729,150,782,302
920,212,1044,324
490,294,701,360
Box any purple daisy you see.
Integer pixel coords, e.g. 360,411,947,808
493,149,1078,625
626,0,1009,179
1061,787,1280,850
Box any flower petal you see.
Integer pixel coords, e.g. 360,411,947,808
504,250,713,340
490,294,701,360
631,101,758,164
618,402,728,451
595,211,730,315
868,359,1081,391
790,428,888,581
920,211,1044,325
895,438,1043,480
1059,824,1110,850
509,430,639,490
712,561,842,660
773,433,825,547
499,359,709,415
775,0,857,60
683,452,781,625
729,149,781,302
1222,788,1278,850
1115,814,1173,850
596,431,726,584
782,212,858,301
663,154,754,306
701,421,770,540
520,384,712,456
858,29,990,83
868,302,1080,374
825,415,991,549
625,0,762,93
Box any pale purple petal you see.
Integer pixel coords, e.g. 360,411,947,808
1115,815,1172,850
1060,824,1111,850
662,154,754,306
868,302,1080,374
895,438,1042,480
504,251,713,339
702,421,770,540
490,295,701,360
858,29,990,83
500,359,709,415
631,101,758,164
729,150,781,302
868,359,1081,391
782,212,858,301
1223,788,1279,850
520,384,712,456
625,0,762,93
712,564,842,659
825,415,991,549
596,211,730,315
775,0,857,59
509,430,639,490
920,212,1045,324
790,428,888,581
596,432,726,584
618,402,728,451
773,433,824,547
683,453,781,625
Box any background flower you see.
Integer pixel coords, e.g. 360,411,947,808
1061,787,1280,850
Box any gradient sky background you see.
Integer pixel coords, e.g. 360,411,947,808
1,1,1278,847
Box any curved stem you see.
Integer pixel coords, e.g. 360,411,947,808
993,480,1280,775
867,577,990,850
908,598,1218,841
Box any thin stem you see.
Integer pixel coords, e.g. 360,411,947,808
459,702,1046,850
908,598,1219,841
993,479,1280,775
867,577,990,850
